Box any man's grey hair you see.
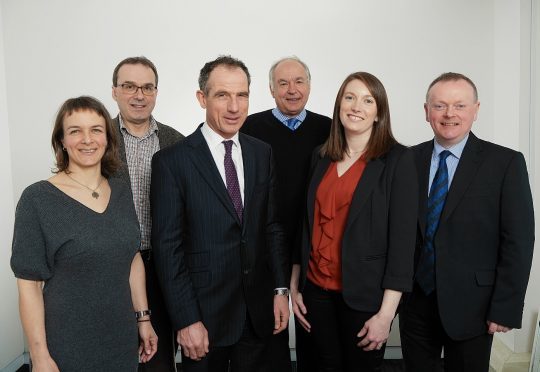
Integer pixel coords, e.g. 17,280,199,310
269,56,311,90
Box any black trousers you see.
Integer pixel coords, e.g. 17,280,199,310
182,316,270,372
399,283,493,372
138,251,178,372
303,281,386,372
266,324,292,372
295,316,318,372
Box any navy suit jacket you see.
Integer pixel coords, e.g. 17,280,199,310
412,132,534,340
150,126,289,347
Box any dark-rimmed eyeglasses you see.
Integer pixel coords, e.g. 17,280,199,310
116,83,157,96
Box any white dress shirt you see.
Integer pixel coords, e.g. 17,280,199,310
200,123,245,204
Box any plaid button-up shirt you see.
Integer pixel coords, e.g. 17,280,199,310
119,116,160,251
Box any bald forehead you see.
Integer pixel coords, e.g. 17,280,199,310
427,79,477,102
274,60,309,81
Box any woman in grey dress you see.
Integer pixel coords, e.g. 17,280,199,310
11,96,158,371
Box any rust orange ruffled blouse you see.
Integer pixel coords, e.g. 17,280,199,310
307,158,366,291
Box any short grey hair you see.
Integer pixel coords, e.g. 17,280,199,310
269,56,311,90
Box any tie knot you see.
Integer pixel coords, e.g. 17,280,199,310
286,117,300,130
223,140,233,155
439,150,451,164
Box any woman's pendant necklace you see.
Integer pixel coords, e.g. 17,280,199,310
66,173,104,199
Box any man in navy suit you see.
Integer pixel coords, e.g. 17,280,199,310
399,72,535,372
151,56,290,372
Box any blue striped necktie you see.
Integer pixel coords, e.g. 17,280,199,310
416,150,451,295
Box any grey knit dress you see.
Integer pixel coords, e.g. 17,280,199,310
11,178,141,371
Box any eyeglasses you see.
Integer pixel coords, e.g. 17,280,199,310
116,83,157,96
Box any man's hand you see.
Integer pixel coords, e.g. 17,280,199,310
273,295,290,334
487,321,512,335
177,321,209,361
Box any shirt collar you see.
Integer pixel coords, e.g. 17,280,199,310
201,122,240,149
119,115,158,136
433,133,469,160
272,108,307,124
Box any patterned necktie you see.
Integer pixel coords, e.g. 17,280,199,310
416,150,451,295
223,140,243,223
285,117,300,130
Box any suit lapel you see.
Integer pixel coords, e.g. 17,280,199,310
440,133,484,223
239,134,255,232
187,128,241,224
307,156,331,236
344,157,384,229
416,142,433,240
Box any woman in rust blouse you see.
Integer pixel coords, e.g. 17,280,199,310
290,72,418,371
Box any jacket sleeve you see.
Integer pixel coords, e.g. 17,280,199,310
151,150,202,331
382,147,419,292
487,152,534,328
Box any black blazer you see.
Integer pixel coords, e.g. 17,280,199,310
297,144,418,312
150,127,289,347
412,132,534,340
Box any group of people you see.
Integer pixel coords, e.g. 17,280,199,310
10,54,534,372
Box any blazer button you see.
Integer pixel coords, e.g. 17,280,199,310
243,269,250,275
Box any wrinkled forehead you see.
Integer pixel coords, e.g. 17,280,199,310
274,60,309,81
207,66,249,92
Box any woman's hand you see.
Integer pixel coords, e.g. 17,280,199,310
31,355,60,372
138,321,158,363
291,289,311,332
356,312,393,351
290,264,311,332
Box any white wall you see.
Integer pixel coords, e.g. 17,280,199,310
0,2,25,370
517,0,540,355
0,0,537,366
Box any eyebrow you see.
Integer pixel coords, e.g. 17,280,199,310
119,80,155,86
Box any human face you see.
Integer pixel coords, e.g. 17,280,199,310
196,65,249,139
61,110,107,171
339,79,378,140
271,60,310,116
112,63,157,128
425,79,479,148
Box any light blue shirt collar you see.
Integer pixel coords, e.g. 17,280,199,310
272,108,307,130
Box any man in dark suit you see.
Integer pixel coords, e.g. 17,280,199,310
151,55,290,372
241,56,330,372
111,56,184,372
399,72,535,372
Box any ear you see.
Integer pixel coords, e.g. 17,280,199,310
196,90,207,109
424,103,429,122
473,101,480,121
112,86,118,102
270,84,275,99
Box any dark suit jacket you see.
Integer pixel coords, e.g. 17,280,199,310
150,126,289,347
413,132,534,340
112,116,184,185
297,144,418,312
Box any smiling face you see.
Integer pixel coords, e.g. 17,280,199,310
61,110,108,172
339,79,378,140
112,63,157,129
425,79,480,148
271,59,310,116
196,65,249,139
